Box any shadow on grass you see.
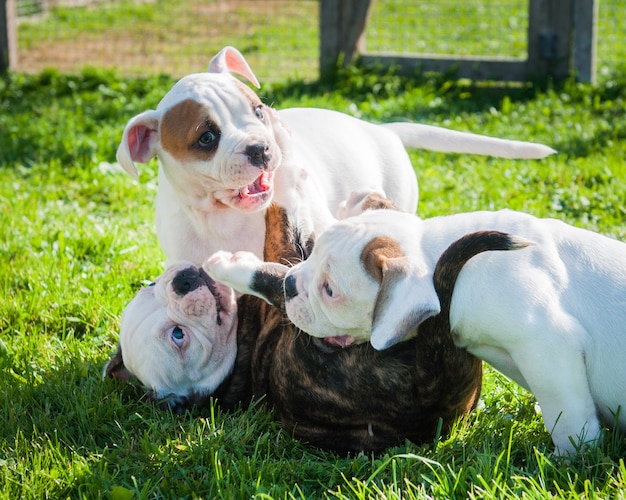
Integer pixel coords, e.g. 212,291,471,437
263,63,568,117
0,351,277,495
2,64,626,168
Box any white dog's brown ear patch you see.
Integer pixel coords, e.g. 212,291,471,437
360,236,405,283
362,237,441,351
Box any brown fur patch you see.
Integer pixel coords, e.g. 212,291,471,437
263,204,314,266
266,325,482,454
360,236,405,283
160,99,220,163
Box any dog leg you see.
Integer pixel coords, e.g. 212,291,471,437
204,251,288,308
512,342,601,456
336,190,398,219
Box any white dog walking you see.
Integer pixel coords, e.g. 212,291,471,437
213,208,626,455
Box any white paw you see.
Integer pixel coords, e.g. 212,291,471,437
204,250,234,274
203,251,263,294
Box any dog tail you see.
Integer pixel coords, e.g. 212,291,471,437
381,122,556,159
433,231,531,315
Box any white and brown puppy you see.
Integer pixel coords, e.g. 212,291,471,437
116,45,555,265
273,208,626,455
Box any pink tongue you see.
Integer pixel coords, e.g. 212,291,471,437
324,336,355,348
246,172,271,195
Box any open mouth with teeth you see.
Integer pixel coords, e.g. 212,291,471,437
234,171,274,201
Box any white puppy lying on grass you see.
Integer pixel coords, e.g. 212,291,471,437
206,207,626,456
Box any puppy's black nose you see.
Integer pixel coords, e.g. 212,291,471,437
172,267,204,296
245,143,270,168
284,274,298,300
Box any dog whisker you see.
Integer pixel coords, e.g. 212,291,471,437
293,328,306,342
281,255,304,267
296,243,306,262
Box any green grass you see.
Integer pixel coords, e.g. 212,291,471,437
1,63,626,498
14,0,626,82
16,0,320,81
367,0,529,58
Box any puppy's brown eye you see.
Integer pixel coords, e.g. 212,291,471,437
255,105,265,121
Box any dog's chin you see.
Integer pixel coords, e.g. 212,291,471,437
322,335,360,348
155,389,215,414
310,336,359,353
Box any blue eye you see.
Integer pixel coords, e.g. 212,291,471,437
255,105,265,121
171,326,185,347
323,282,333,298
148,282,156,287
198,130,218,149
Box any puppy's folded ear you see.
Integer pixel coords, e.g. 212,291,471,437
370,259,441,351
361,236,440,350
116,110,160,180
207,46,261,89
103,345,136,382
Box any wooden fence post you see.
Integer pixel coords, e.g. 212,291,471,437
319,0,371,77
527,0,573,80
573,0,597,83
1,0,17,73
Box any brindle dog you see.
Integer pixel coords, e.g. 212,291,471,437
203,204,485,454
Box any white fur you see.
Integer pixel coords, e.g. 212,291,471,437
282,208,626,455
